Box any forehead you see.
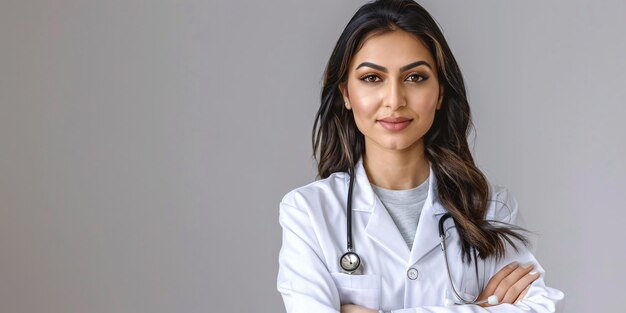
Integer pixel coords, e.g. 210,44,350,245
350,30,434,70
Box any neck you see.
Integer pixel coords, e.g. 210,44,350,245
363,140,430,190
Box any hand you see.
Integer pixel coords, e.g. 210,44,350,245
340,304,378,313
478,262,540,307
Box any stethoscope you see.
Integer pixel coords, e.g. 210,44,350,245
339,169,499,306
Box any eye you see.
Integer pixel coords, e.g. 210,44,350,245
360,74,381,83
406,72,428,83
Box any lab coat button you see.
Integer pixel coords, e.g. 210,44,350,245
407,268,419,280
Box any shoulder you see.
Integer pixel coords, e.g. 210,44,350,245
279,171,347,215
484,180,521,225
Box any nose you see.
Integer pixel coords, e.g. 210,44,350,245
383,78,407,110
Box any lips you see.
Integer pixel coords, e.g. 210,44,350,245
378,117,412,123
377,116,413,131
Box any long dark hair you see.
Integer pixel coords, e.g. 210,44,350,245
312,0,528,262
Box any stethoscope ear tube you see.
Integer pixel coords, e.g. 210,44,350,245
438,213,451,239
341,167,364,275
346,167,355,252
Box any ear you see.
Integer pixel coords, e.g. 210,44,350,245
338,82,351,110
436,85,444,110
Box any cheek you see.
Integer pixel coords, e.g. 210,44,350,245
349,93,380,120
407,88,440,111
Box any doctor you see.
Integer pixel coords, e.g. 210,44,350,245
277,0,564,312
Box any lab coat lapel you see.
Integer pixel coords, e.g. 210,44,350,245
408,166,448,266
365,194,411,264
350,157,410,263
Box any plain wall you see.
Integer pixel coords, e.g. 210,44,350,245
1,1,624,312
419,2,626,313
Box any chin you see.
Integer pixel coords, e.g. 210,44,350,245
381,140,415,151
390,138,423,151
366,133,422,151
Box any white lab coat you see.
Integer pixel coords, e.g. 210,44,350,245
276,156,564,312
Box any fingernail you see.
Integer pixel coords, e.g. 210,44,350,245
529,271,538,275
521,263,534,269
507,262,519,268
488,295,499,305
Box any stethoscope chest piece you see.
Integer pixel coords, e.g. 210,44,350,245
340,251,363,275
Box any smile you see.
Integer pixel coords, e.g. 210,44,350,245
377,119,412,131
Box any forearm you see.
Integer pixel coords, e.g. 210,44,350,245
382,282,564,313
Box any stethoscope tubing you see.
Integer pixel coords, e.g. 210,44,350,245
346,167,356,252
439,213,486,305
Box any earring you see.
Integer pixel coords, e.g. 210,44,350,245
345,101,351,110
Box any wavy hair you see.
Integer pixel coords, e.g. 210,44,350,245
312,0,528,262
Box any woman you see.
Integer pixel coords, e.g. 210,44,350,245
277,0,564,312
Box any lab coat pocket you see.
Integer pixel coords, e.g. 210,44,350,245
330,272,381,309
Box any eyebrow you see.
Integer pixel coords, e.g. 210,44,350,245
355,60,432,72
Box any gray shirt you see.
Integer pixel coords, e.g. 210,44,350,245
370,176,429,249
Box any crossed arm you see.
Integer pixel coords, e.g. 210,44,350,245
340,262,540,313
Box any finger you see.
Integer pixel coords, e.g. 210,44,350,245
492,263,535,304
501,270,540,304
340,304,349,313
341,304,375,313
515,284,532,304
480,262,519,299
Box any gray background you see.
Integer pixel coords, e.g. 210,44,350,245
1,0,624,312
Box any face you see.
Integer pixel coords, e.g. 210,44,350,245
339,29,443,154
